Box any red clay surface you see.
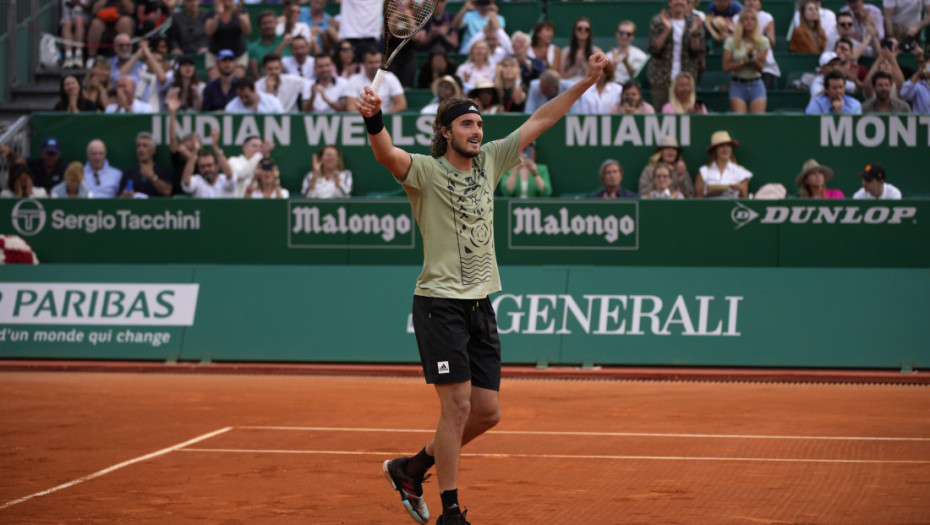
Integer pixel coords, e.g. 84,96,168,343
1,371,928,524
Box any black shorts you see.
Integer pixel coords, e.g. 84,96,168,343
411,295,502,391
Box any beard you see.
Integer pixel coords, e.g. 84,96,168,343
448,134,481,158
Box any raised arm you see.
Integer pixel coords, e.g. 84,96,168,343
357,86,413,179
517,53,608,151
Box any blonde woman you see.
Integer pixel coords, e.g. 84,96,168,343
83,57,113,110
455,40,496,88
302,145,352,198
695,131,752,199
246,157,289,199
51,162,93,198
661,72,707,114
723,9,769,113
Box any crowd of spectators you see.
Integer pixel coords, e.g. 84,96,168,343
4,0,924,199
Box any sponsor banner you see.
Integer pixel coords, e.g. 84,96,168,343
10,199,201,237
508,200,638,250
30,114,930,198
288,200,415,248
730,201,918,230
0,283,199,325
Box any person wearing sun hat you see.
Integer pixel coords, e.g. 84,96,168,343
695,130,752,198
796,159,844,198
467,80,502,113
422,74,463,114
638,135,694,197
852,163,902,200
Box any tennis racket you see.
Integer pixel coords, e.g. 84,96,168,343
371,0,438,92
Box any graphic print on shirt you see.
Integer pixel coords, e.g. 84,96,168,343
445,162,494,285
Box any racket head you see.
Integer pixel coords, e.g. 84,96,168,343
383,0,437,39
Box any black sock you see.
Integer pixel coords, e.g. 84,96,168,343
404,447,435,478
440,489,461,517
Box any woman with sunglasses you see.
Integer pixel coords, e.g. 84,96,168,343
560,17,603,81
334,40,360,80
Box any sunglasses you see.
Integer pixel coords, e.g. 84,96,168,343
838,22,853,27
340,46,353,51
617,30,633,37
576,26,591,32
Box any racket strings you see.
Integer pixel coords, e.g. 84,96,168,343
384,0,436,38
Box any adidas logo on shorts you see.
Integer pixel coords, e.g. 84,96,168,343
438,361,450,374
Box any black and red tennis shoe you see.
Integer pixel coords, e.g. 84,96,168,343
383,457,431,524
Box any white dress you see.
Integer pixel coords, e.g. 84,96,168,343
302,170,353,198
698,162,752,199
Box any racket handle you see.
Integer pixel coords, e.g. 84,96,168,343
371,68,387,94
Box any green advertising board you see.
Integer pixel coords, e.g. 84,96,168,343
2,198,928,267
29,113,930,199
1,264,927,369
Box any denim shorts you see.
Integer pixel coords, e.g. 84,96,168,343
729,77,767,102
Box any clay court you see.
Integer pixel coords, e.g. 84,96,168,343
1,367,929,524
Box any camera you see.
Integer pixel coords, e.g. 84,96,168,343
621,96,634,105
901,40,916,53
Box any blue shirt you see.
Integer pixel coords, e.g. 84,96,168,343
298,9,331,49
899,80,930,114
460,10,505,53
525,78,581,114
590,187,638,199
84,160,123,198
202,76,239,111
707,0,743,17
805,95,862,115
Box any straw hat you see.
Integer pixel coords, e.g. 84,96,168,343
431,74,462,98
705,130,739,153
704,16,730,41
655,135,682,153
467,80,500,106
795,159,835,187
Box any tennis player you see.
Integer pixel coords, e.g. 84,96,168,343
358,53,609,525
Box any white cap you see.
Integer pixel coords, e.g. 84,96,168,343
819,51,840,67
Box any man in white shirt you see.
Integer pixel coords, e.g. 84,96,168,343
276,0,313,43
810,52,857,98
227,135,275,197
181,131,237,198
852,163,903,199
305,54,347,112
883,0,930,40
463,14,512,65
336,0,381,52
610,20,648,84
225,77,286,113
105,76,154,114
283,35,316,81
256,53,310,112
83,139,123,198
345,49,408,113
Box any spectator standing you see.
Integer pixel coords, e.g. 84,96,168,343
205,0,252,80
592,160,637,198
638,135,693,197
723,9,769,113
883,0,930,41
862,71,912,111
225,77,285,113
899,46,930,112
301,145,352,198
109,33,146,84
806,69,863,113
463,15,512,67
454,0,505,54
202,49,240,111
283,36,316,81
60,0,89,68
305,53,347,112
120,131,174,198
51,162,93,198
335,0,381,55
738,0,781,88
181,130,236,198
84,139,123,198
168,0,210,55
853,163,902,199
500,143,551,198
561,17,604,82
245,157,290,199
840,0,884,55
790,0,827,53
705,0,743,48
647,0,706,109
277,0,314,45
415,0,459,54
796,159,844,198
299,0,333,54
257,54,310,113
662,72,708,113
54,74,103,112
610,20,649,85
617,80,656,113
529,20,561,73
345,49,408,113
695,131,751,199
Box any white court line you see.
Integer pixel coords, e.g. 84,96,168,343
0,427,232,511
237,426,930,442
178,448,930,465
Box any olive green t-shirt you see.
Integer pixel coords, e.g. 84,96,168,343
397,129,522,299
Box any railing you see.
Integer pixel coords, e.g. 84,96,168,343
0,114,30,188
0,0,56,103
